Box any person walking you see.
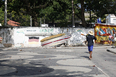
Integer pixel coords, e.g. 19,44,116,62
86,30,97,60
108,35,114,45
113,31,116,47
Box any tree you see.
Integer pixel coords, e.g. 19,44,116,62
85,0,115,19
3,0,115,27
41,0,72,27
0,0,5,26
8,11,30,26
75,0,115,27
0,8,4,25
7,0,73,27
109,1,116,16
74,0,86,27
7,0,53,26
0,0,4,8
81,0,86,27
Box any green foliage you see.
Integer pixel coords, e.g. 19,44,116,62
42,0,72,26
0,8,4,26
6,0,73,27
0,0,4,8
1,0,116,27
75,0,116,25
7,0,52,26
84,0,115,17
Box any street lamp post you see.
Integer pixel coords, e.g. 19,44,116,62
4,0,7,26
72,0,75,27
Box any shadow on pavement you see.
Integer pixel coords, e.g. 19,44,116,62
81,56,89,60
0,60,54,76
107,49,116,54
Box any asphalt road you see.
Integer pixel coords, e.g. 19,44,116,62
92,46,116,77
0,46,115,77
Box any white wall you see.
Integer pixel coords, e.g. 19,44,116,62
0,27,94,47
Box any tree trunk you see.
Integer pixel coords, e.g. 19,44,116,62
33,16,39,27
52,20,55,27
90,10,92,22
81,0,86,27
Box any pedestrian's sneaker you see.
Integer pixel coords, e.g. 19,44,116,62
89,56,91,60
89,56,92,60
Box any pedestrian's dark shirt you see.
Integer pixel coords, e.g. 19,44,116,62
86,34,96,46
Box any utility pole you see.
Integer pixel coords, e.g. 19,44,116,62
4,0,7,26
30,16,32,27
72,0,75,27
40,18,41,27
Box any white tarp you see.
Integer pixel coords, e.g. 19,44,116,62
69,29,87,46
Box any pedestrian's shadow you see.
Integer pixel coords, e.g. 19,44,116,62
81,56,89,60
85,52,89,53
111,46,116,48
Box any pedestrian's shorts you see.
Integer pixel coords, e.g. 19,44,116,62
88,45,93,52
109,38,114,42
